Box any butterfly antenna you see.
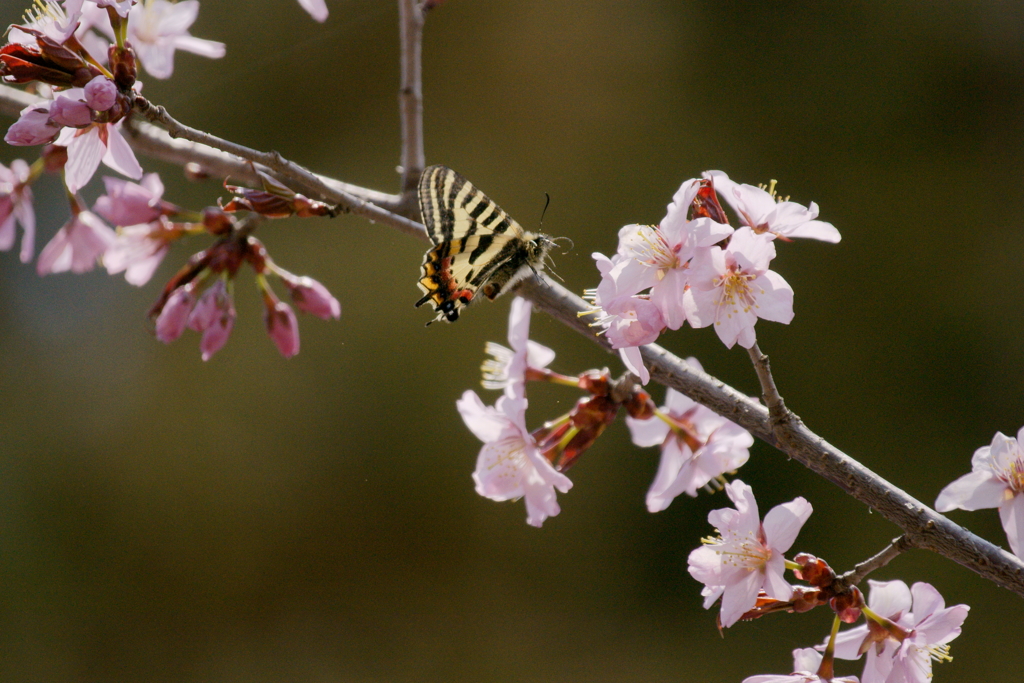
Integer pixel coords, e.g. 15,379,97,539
539,192,552,231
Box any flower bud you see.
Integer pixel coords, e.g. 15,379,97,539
49,95,93,127
155,286,196,342
284,275,341,320
84,75,118,111
4,103,61,146
264,299,300,358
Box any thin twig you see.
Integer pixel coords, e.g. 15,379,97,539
2,81,1023,598
747,342,788,421
835,535,914,592
398,0,425,211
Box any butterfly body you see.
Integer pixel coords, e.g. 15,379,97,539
416,165,554,324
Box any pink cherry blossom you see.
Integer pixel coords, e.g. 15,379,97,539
457,391,572,527
829,580,968,683
744,648,859,683
886,583,968,683
14,0,83,43
264,299,300,358
683,227,794,349
297,0,329,22
5,102,62,146
93,173,171,225
481,297,554,400
283,275,341,321
705,170,841,243
36,207,115,275
187,279,236,361
936,426,1024,558
585,252,666,384
831,580,912,683
103,217,178,285
0,159,37,263
56,120,143,194
688,479,812,627
119,0,226,79
626,357,752,511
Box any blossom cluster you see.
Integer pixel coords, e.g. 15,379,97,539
0,0,342,360
459,297,754,526
586,171,840,383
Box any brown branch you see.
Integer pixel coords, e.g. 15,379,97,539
2,81,1022,598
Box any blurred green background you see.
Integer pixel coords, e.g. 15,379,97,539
1,1,1023,681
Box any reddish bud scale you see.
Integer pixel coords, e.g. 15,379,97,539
202,207,233,235
623,390,655,420
108,43,137,90
244,237,269,273
792,553,836,588
577,369,611,396
554,395,620,471
690,178,730,225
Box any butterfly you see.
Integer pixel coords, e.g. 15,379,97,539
415,165,555,324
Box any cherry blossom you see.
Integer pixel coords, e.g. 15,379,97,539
688,479,812,627
936,426,1024,558
12,0,83,44
0,158,37,263
123,0,225,79
830,580,912,683
457,391,572,527
832,581,967,683
97,174,184,285
704,170,841,243
626,357,752,511
585,252,665,384
36,204,115,275
480,297,554,400
297,0,329,22
683,227,794,349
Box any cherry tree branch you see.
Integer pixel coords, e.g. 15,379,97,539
517,275,1024,597
1,85,1021,597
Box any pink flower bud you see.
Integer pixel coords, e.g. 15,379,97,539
84,76,118,112
264,300,300,358
5,104,61,146
187,280,236,361
286,275,341,320
49,95,93,127
155,287,196,343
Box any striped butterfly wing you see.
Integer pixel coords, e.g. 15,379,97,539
416,165,532,324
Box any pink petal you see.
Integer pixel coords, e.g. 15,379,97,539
297,0,329,21
751,270,795,324
999,493,1024,558
64,127,105,194
935,470,1005,512
719,567,762,627
625,413,671,448
456,390,508,443
865,579,912,618
618,345,649,385
102,124,144,179
762,496,813,552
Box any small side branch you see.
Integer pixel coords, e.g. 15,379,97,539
835,535,914,592
747,342,788,421
398,0,425,213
